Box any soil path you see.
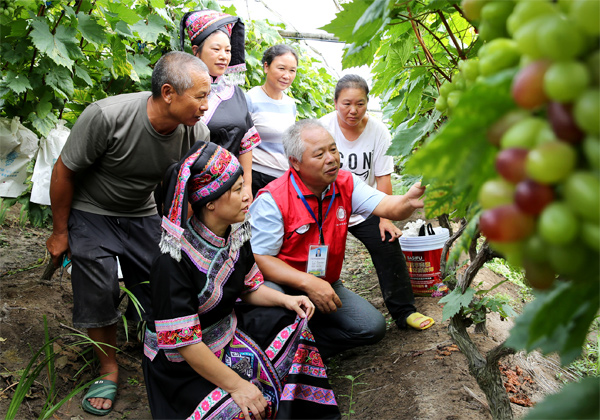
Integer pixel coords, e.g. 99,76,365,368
0,209,560,419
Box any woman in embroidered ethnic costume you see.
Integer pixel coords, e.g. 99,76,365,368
180,9,260,202
142,141,340,420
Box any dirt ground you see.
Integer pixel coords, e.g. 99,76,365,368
0,207,565,420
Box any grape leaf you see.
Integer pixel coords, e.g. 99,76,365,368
110,36,132,78
154,8,174,27
128,55,152,83
388,36,414,73
388,112,439,156
46,66,75,98
29,19,78,68
132,15,168,44
36,95,53,119
404,69,517,217
150,0,166,8
342,39,379,69
439,287,476,321
77,14,106,46
7,19,28,38
5,71,32,94
506,280,600,365
28,111,58,138
105,2,141,25
74,65,94,87
115,21,134,38
523,377,599,420
320,1,368,41
354,0,391,35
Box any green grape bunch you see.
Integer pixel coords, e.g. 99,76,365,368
461,0,600,290
0,0,17,16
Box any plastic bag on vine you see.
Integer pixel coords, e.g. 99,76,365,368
0,117,39,198
30,121,70,205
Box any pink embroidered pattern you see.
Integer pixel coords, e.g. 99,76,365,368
265,321,298,359
242,263,264,293
289,363,328,378
189,152,239,204
239,126,261,154
293,344,324,368
186,11,233,42
300,329,315,342
280,384,337,405
188,387,227,419
168,144,207,227
156,315,202,349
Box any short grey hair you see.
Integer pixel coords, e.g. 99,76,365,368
282,119,327,163
151,51,209,98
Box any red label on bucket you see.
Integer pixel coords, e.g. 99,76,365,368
402,248,445,297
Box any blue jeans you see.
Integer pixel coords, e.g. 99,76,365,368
264,280,386,359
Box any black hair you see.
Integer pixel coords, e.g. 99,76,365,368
151,51,209,98
262,44,299,67
334,74,369,101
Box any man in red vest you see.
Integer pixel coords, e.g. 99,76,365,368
250,119,426,358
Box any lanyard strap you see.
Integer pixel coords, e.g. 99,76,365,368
290,173,336,245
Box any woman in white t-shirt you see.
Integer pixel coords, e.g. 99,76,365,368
246,45,298,196
320,74,434,331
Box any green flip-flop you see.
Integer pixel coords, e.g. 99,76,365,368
81,379,117,416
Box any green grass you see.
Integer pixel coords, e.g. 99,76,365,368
565,316,599,379
484,257,533,303
6,316,111,420
339,374,365,420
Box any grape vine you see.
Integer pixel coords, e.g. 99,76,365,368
324,0,599,418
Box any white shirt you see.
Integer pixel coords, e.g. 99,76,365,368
320,111,394,226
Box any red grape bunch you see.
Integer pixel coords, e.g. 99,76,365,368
463,0,599,290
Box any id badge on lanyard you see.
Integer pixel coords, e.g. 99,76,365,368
290,173,335,279
307,244,329,277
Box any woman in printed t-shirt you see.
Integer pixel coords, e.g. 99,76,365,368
320,74,435,331
245,44,299,196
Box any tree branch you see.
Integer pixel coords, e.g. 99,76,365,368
438,213,453,236
469,230,480,262
449,315,514,420
406,6,450,85
440,217,467,277
396,13,458,72
452,3,469,23
438,10,465,59
458,240,500,293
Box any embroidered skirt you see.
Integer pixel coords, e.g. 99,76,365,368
143,307,340,419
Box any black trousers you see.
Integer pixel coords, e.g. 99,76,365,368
348,215,417,328
251,170,277,197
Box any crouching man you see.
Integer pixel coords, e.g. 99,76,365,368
249,119,426,359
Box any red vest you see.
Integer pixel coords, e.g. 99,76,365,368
260,168,354,284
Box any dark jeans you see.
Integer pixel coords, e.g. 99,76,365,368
263,280,386,359
252,170,277,197
348,215,416,328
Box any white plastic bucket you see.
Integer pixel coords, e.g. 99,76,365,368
400,227,449,296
